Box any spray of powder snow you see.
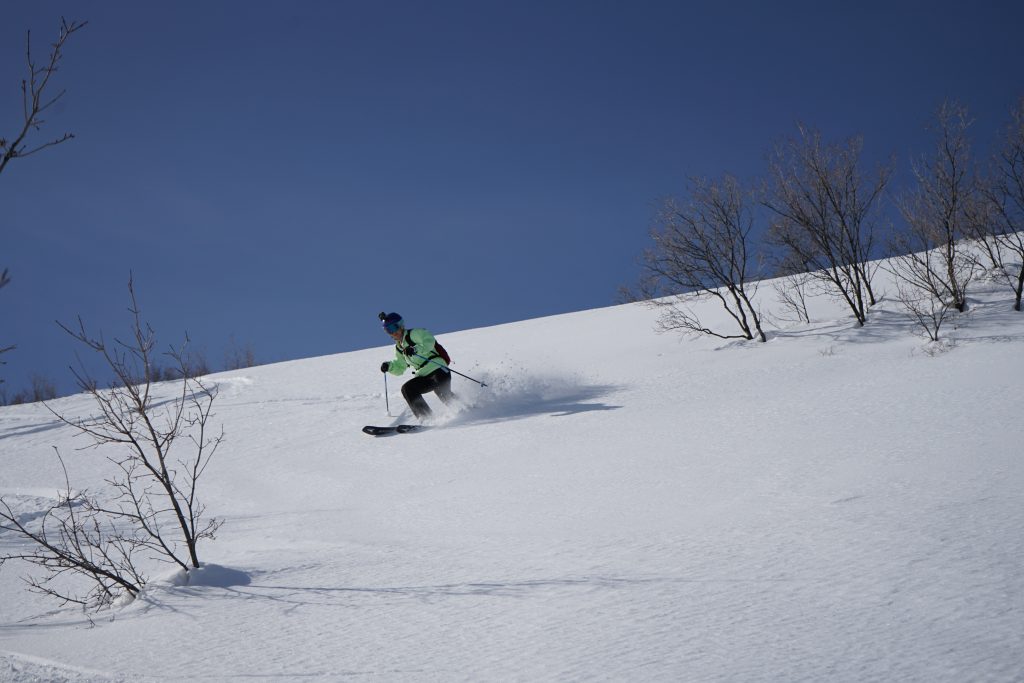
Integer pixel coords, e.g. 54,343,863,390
435,359,620,427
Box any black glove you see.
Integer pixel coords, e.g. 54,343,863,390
380,362,390,373
403,345,416,357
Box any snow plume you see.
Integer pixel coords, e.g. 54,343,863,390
442,359,621,427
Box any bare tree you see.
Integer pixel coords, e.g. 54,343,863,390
632,175,767,342
764,125,891,326
974,96,1024,310
0,17,87,177
0,277,223,609
893,101,980,313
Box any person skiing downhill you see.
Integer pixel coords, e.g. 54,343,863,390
379,312,455,421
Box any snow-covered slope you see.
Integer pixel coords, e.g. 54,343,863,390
2,268,1023,682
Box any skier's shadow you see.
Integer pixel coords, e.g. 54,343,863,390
445,382,622,426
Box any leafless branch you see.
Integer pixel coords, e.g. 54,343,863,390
0,451,143,609
0,18,88,177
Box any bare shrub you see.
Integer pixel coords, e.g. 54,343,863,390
224,336,258,370
771,252,817,325
894,277,953,342
31,375,58,402
0,277,223,610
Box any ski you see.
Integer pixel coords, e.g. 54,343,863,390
362,424,425,436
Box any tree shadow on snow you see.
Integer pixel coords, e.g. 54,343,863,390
763,305,914,347
752,290,1024,351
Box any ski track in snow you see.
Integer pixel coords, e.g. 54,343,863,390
2,270,1023,681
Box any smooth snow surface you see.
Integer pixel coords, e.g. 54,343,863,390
2,268,1023,681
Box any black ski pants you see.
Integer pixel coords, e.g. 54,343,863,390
402,369,454,420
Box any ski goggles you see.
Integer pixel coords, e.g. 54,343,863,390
383,321,402,334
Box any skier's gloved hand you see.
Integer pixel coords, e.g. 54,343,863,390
380,362,390,373
403,345,416,357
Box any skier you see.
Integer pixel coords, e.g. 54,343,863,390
379,312,455,421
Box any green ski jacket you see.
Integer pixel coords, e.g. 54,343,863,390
385,328,449,377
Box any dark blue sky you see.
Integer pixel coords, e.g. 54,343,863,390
3,1,1023,396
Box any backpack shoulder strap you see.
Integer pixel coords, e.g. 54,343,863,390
399,329,433,355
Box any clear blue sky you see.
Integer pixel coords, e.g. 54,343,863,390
3,1,1023,396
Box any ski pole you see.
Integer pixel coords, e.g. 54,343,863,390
384,372,391,416
413,353,488,387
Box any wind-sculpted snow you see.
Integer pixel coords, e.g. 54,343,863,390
1,268,1023,681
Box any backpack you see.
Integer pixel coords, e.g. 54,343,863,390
400,330,452,365
433,340,452,365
